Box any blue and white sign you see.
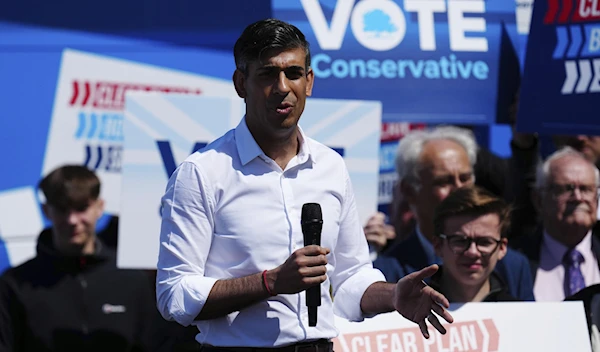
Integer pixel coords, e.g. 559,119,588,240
517,0,600,135
273,0,519,124
118,93,382,269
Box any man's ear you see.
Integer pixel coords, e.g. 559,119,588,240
233,69,246,99
305,68,314,96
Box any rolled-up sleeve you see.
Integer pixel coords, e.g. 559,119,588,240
156,161,217,327
330,169,385,322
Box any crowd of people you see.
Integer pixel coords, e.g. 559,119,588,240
1,17,599,352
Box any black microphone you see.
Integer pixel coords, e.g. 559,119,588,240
301,203,323,327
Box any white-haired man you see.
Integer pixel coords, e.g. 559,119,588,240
514,147,600,301
374,126,535,301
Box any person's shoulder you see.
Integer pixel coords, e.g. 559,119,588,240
304,136,345,164
504,246,530,263
172,129,238,181
185,128,237,164
0,256,46,286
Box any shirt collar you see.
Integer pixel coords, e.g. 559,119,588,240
542,229,593,263
234,116,316,166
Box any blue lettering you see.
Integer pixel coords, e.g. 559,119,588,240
331,59,349,78
83,144,121,172
472,61,489,80
98,113,124,141
313,53,331,78
310,55,488,80
349,60,366,78
367,59,381,78
407,61,424,78
424,60,441,79
75,112,124,141
381,60,396,78
157,141,208,178
457,60,473,79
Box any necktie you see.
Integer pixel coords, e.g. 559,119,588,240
564,248,586,297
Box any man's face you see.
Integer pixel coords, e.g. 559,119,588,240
553,135,600,165
43,198,104,254
409,139,475,228
233,47,314,140
540,156,598,246
434,213,507,288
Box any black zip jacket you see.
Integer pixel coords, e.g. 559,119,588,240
0,228,159,352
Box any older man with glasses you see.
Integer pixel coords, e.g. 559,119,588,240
429,185,517,302
514,146,600,301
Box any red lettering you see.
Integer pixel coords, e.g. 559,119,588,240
572,0,600,22
333,319,500,352
69,80,203,110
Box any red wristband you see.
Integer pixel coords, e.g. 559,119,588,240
262,270,276,296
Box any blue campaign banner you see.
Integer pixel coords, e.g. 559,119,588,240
0,22,237,270
517,0,600,135
272,0,520,125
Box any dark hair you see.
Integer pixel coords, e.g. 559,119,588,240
233,18,311,74
38,165,100,211
433,185,512,238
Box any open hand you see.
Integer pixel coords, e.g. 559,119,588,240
393,264,454,338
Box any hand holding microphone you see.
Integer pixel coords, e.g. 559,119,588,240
264,203,326,327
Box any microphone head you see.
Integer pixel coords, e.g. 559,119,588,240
301,203,322,224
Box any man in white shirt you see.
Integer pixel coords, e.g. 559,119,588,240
155,18,453,350
515,147,600,301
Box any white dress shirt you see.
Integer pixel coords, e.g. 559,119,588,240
156,117,385,347
534,231,600,301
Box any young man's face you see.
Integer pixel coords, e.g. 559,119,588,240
43,198,104,255
434,213,507,288
234,47,314,140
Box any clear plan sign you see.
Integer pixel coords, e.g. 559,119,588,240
333,302,592,352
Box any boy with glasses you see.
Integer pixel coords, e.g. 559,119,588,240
430,185,517,302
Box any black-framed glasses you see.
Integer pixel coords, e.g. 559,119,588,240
546,183,600,200
439,234,502,256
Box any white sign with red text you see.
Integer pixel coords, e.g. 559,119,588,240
42,49,236,214
333,302,591,352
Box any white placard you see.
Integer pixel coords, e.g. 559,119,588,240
118,92,382,268
42,49,236,215
333,302,591,352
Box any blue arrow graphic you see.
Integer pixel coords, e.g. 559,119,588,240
87,113,98,139
567,25,583,58
553,26,569,59
74,112,86,139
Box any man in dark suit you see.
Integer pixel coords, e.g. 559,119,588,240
513,147,600,301
374,126,535,301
